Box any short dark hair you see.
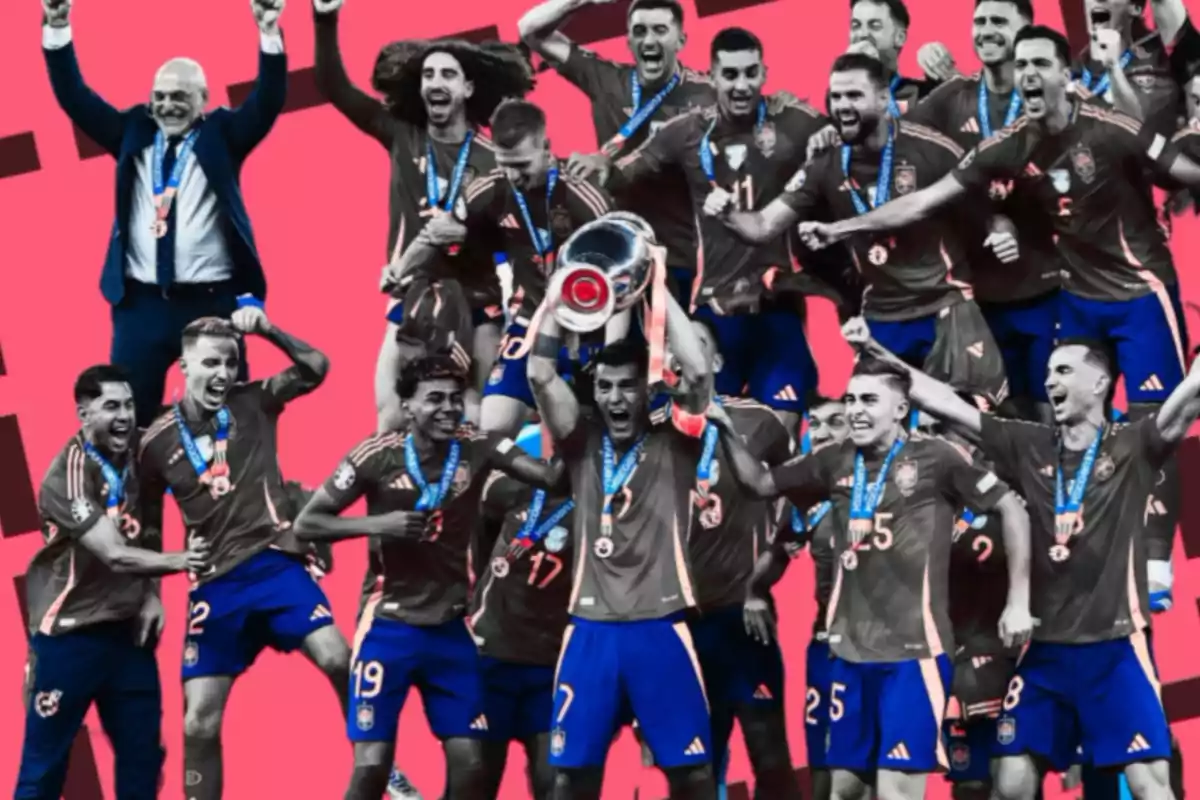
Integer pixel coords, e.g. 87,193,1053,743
806,392,845,412
181,317,240,350
593,340,649,378
851,0,910,28
490,99,547,149
710,27,763,62
1054,337,1116,378
1013,24,1071,68
627,0,685,27
850,357,913,397
830,52,888,88
396,355,467,400
975,0,1034,22
74,364,132,405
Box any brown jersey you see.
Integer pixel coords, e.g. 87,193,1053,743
139,382,310,585
469,472,574,665
610,97,829,310
551,44,715,270
459,167,611,320
951,105,1181,302
312,14,501,312
978,415,1173,644
949,489,1011,658
322,429,524,625
779,496,842,639
770,433,1011,663
779,120,974,321
689,397,794,611
558,417,703,621
27,434,155,636
1074,33,1186,137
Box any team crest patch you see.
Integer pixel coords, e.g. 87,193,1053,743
70,497,93,523
491,556,510,579
333,462,356,491
356,702,375,732
1094,454,1116,482
34,690,62,718
550,208,574,239
545,526,569,553
970,513,989,530
1048,169,1071,195
724,144,748,171
1071,147,1096,184
957,150,976,170
183,641,200,668
894,165,917,195
894,460,919,496
550,727,567,756
997,715,1016,745
950,742,971,771
1132,74,1157,93
754,121,776,157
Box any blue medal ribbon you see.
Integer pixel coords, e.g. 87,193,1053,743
791,413,832,534
425,131,475,212
403,435,462,512
82,441,127,516
1080,50,1134,97
1052,429,1102,557
695,397,724,501
698,99,767,183
514,490,575,550
511,166,559,264
842,120,896,215
600,434,647,537
887,74,903,117
848,435,907,535
601,71,683,155
977,78,1022,139
152,129,199,223
173,404,232,492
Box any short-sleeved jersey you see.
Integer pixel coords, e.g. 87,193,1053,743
322,429,522,625
779,120,973,321
552,44,715,269
558,417,703,621
139,382,308,585
611,97,829,309
893,75,938,113
459,167,611,320
770,433,1011,663
27,435,155,636
1074,33,1186,137
469,473,574,666
688,398,794,611
978,415,1173,644
949,480,1012,658
951,106,1180,301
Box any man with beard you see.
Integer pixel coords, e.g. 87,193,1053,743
714,53,1010,411
848,0,936,112
137,312,341,800
600,28,827,431
469,470,575,800
904,1,1061,421
517,0,715,303
742,396,850,800
709,356,1033,800
311,0,534,432
41,0,287,428
527,284,715,798
853,328,1200,800
293,356,560,800
16,366,207,800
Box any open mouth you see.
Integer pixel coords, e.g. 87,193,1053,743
433,414,459,434
639,49,665,72
203,378,229,407
729,92,755,110
108,421,133,449
1022,85,1046,105
1048,387,1069,410
1090,7,1113,28
976,34,1007,51
425,92,453,110
607,408,632,427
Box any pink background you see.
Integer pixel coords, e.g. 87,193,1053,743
2,0,1200,797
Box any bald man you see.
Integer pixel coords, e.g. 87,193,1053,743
41,0,289,427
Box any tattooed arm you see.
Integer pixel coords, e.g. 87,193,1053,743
232,306,331,406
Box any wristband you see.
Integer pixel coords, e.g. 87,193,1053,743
236,294,265,311
671,403,709,439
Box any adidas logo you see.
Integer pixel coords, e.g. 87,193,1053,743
966,342,985,358
310,604,333,621
1127,733,1152,754
499,214,521,229
886,742,912,761
1140,374,1164,392
469,714,490,731
960,118,981,134
1145,495,1167,520
683,737,706,756
753,684,774,700
1024,163,1043,177
774,385,798,402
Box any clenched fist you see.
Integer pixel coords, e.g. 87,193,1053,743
1090,28,1123,70
312,0,343,13
251,0,285,33
917,41,957,82
231,305,270,335
42,0,71,27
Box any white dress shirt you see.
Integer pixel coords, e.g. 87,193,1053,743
43,25,284,285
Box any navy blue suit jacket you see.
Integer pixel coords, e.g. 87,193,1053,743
44,42,287,305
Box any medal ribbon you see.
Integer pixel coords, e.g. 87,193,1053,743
1053,429,1102,550
791,414,832,534
83,441,128,516
425,131,475,212
977,79,1022,139
152,129,199,224
698,99,767,184
514,490,576,550
695,397,724,501
848,435,907,536
403,435,462,512
600,71,682,156
887,74,903,117
842,120,896,215
600,434,647,537
511,166,559,269
1080,49,1134,97
955,507,976,535
173,404,231,487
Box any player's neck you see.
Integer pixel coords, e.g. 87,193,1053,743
409,427,453,458
427,116,470,144
637,62,680,91
1059,411,1105,451
719,101,762,129
81,432,128,467
606,425,647,456
863,116,892,152
1120,23,1135,50
1044,98,1075,135
864,425,903,458
180,395,217,423
983,62,1015,94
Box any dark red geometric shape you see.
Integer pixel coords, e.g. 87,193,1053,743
694,0,777,18
0,414,41,538
1164,674,1200,723
1176,437,1200,559
0,132,42,179
227,66,325,115
72,123,107,161
562,2,631,45
1058,0,1090,55
440,24,502,44
0,341,6,376
62,728,106,800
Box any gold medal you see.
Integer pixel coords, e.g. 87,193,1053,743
868,243,889,265
153,219,169,238
594,537,614,559
1048,544,1071,563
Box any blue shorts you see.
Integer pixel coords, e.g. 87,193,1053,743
870,314,937,366
826,654,954,773
550,615,711,769
1058,287,1188,404
805,639,834,770
693,304,817,413
349,616,486,742
980,292,1060,403
480,656,556,742
945,718,995,784
482,320,600,407
994,636,1171,771
17,621,164,800
182,549,334,680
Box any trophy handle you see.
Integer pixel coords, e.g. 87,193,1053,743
644,245,672,390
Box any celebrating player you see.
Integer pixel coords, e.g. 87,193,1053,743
855,326,1200,800
16,366,207,800
716,52,1009,408
848,0,934,111
138,313,342,800
710,354,1032,800
528,284,716,797
470,471,575,800
311,0,533,431
293,355,561,800
518,0,714,302
742,396,850,800
603,27,828,428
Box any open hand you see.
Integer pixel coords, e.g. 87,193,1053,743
743,594,778,645
1091,28,1123,70
917,42,957,82
313,0,343,13
421,213,467,247
566,152,612,184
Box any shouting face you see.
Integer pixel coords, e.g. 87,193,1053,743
79,381,136,457
151,58,208,137
1044,344,1112,424
421,51,474,127
849,0,906,69
1014,37,1071,119
843,373,909,449
594,362,649,444
628,7,686,85
829,68,888,143
180,335,240,413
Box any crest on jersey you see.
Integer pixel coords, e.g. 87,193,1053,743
551,727,567,756
785,168,806,193
755,121,777,157
1094,454,1116,482
491,556,510,579
971,513,989,530
34,690,62,719
894,460,919,496
1048,169,1071,195
950,742,971,770
724,144,748,171
194,434,216,464
452,464,471,495
333,462,356,492
183,641,200,667
356,702,375,732
70,497,93,524
545,526,569,553
996,716,1016,745
550,207,574,239
894,166,917,195
1071,147,1096,185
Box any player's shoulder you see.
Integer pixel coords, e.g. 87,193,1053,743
562,171,612,214
724,396,789,433
1077,101,1142,137
40,434,88,498
926,72,975,99
471,129,497,153
481,468,517,504
913,431,974,464
345,431,404,467
679,64,715,90
465,168,506,203
1172,119,1200,144
139,408,182,460
970,116,1033,157
898,119,965,157
767,90,822,120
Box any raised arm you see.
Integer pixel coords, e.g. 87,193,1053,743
233,307,331,404
527,304,581,441
225,0,290,156
1151,0,1191,50
489,440,567,489
312,1,396,148
707,404,779,499
516,0,590,65
40,0,126,157
1155,353,1200,444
